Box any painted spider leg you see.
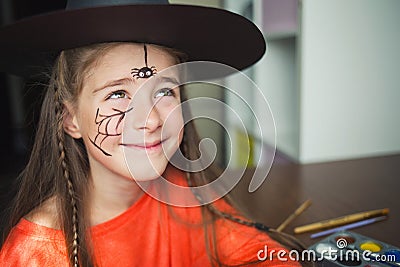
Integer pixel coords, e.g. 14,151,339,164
149,66,157,74
89,107,133,156
131,68,140,75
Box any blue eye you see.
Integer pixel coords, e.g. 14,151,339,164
107,90,128,100
155,88,175,98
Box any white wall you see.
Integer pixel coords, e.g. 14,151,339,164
254,38,299,160
173,0,400,164
253,0,300,160
299,0,400,163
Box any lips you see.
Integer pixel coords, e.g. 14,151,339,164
120,140,164,151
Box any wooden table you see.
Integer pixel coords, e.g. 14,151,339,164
230,154,400,248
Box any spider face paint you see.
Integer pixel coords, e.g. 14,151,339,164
131,44,157,79
89,107,134,157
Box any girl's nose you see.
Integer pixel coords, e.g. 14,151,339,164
132,100,162,133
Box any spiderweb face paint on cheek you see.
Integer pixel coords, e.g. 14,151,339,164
88,107,133,157
131,44,157,79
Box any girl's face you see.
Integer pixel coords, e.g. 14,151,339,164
65,43,183,181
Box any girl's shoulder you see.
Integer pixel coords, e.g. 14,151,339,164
0,213,67,266
0,197,66,266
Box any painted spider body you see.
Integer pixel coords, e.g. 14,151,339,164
131,66,157,79
131,44,157,79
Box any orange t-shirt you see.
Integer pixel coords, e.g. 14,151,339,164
0,168,300,267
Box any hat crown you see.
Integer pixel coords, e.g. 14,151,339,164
0,0,265,77
66,0,169,10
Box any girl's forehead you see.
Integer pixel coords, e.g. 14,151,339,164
84,43,176,88
97,43,174,70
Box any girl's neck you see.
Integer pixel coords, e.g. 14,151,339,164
88,160,144,226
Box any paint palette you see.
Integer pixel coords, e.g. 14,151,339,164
308,231,400,267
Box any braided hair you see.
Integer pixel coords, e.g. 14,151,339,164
54,55,80,266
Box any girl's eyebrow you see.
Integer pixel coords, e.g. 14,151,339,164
158,76,180,86
92,77,133,94
92,76,180,94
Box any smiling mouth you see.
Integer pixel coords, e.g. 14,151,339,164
120,140,164,152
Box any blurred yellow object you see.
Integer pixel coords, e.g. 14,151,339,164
360,242,382,253
236,128,254,167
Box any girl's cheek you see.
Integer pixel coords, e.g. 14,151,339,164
105,99,131,111
156,98,181,114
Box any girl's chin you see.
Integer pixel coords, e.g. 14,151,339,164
128,166,167,182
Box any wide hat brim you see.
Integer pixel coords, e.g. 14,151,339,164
0,4,266,79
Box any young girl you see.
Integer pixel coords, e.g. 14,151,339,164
0,1,304,266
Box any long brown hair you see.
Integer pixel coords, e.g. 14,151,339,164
3,42,306,267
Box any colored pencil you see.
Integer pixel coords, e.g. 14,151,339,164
277,199,312,232
294,208,389,234
310,216,388,239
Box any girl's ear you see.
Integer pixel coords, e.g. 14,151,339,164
63,102,82,139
